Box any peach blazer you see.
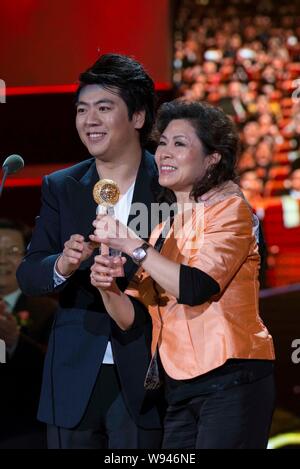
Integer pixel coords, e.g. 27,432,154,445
126,181,275,380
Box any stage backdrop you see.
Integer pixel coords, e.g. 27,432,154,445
0,0,172,87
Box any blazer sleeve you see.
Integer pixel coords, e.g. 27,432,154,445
188,196,255,293
17,175,65,296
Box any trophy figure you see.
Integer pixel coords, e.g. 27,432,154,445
93,179,124,277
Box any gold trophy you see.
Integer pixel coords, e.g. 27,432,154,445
93,179,120,210
93,179,124,277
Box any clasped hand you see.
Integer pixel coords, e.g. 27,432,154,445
57,214,141,291
89,214,141,254
90,255,127,291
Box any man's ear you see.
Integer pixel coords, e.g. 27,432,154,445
133,109,146,130
209,152,222,165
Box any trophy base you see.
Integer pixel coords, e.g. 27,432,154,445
100,244,124,277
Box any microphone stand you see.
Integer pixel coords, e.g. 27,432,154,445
0,167,9,198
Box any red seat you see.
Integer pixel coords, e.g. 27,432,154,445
268,166,290,181
280,97,293,108
264,180,285,196
263,201,300,287
273,153,290,165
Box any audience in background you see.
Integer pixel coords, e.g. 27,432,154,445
0,219,57,448
284,159,300,199
174,0,300,287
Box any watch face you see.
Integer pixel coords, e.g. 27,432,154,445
135,247,146,262
133,247,147,264
132,243,150,265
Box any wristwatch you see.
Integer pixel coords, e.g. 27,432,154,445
132,242,151,265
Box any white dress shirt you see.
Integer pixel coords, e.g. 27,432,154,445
54,182,135,364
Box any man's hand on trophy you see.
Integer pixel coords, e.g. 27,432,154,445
56,234,99,277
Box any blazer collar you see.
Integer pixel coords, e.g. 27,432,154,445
14,292,27,313
65,160,99,239
128,150,159,240
123,150,159,283
64,152,158,281
199,180,244,206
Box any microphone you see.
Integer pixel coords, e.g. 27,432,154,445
2,154,24,175
0,154,24,197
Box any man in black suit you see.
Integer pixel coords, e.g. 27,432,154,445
219,81,248,124
0,219,57,448
17,54,164,449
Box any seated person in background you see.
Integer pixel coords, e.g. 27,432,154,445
254,137,276,185
239,168,265,212
283,159,300,200
0,219,57,448
218,80,248,123
238,169,268,287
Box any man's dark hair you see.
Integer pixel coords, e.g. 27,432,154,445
76,53,156,146
154,100,240,201
0,218,32,248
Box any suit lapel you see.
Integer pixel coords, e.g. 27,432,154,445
13,293,27,314
12,293,31,329
121,151,159,283
65,160,99,239
127,150,158,240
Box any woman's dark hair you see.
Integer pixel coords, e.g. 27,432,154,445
76,54,156,147
154,100,240,201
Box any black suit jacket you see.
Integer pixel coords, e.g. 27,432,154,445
17,151,164,429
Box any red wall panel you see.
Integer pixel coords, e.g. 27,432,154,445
0,0,171,87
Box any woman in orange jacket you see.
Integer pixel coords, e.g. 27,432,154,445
89,100,275,449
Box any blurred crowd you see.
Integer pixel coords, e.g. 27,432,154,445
174,0,300,287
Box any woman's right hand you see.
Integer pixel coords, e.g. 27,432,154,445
90,255,127,290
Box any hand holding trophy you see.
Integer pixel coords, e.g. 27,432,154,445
93,179,124,277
